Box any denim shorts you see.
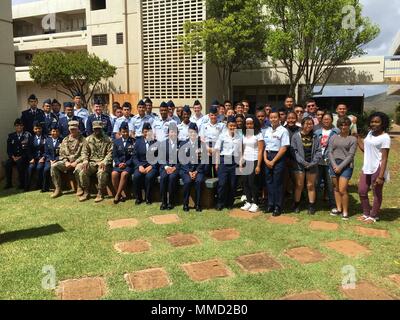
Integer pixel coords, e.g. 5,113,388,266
292,162,319,174
329,159,353,180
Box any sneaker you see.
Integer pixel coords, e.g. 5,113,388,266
241,202,252,211
241,195,247,202
357,215,369,221
248,204,259,213
342,214,349,221
364,216,377,224
330,208,342,216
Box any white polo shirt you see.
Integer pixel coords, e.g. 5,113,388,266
263,125,290,152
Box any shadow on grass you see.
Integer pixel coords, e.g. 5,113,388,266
379,209,400,222
0,224,65,244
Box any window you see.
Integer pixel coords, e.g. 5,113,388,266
92,34,107,46
116,33,124,44
91,0,106,11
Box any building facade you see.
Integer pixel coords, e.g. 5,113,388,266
1,0,18,179
12,0,400,112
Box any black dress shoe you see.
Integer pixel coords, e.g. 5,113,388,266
216,205,224,211
183,205,190,212
308,205,316,215
264,206,275,214
135,199,143,205
120,197,127,203
272,208,282,217
160,203,167,211
113,198,120,205
146,200,152,205
196,206,202,213
4,185,12,190
167,204,174,210
17,185,25,190
41,189,49,193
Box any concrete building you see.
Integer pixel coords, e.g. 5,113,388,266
1,0,18,179
12,0,400,112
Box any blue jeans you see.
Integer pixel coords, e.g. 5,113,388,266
265,152,286,209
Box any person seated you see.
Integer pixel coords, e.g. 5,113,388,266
111,122,135,204
132,123,159,205
179,123,207,212
4,119,31,190
26,121,46,191
43,124,63,193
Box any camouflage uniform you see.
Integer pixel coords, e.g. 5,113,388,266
50,133,85,194
75,128,113,201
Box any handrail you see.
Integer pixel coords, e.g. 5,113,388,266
13,30,87,44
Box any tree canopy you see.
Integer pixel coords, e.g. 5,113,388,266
179,0,269,100
30,51,117,106
264,0,380,100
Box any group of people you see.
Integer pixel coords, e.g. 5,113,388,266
4,94,391,223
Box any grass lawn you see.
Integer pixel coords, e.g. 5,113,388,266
1,138,399,300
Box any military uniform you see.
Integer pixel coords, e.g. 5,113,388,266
50,121,86,198
86,113,113,137
21,108,46,135
26,133,47,191
43,135,63,192
4,130,31,189
75,121,113,202
131,114,154,138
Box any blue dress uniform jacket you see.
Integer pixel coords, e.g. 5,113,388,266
43,137,63,191
112,137,135,173
86,114,113,137
158,139,180,206
43,112,59,136
5,132,31,188
132,137,159,203
179,138,207,208
59,116,86,138
26,135,47,190
21,108,46,134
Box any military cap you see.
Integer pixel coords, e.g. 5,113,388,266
142,122,152,131
209,106,218,114
160,101,168,108
28,94,37,101
14,118,23,126
227,116,236,124
93,98,103,105
43,98,52,105
167,100,175,108
144,97,153,104
211,99,220,106
92,121,104,129
33,120,42,128
52,99,60,105
182,105,191,114
64,102,74,108
73,92,81,98
50,123,59,131
119,122,129,131
193,100,201,106
68,120,79,129
188,122,198,132
168,122,178,133
138,99,146,106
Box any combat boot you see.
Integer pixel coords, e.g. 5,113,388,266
79,191,90,202
76,186,84,197
95,192,104,203
51,187,62,199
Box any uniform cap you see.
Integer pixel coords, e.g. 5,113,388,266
92,121,103,129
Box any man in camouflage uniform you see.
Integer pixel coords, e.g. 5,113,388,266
50,121,85,198
75,121,113,203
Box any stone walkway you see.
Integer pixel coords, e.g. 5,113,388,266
55,210,399,300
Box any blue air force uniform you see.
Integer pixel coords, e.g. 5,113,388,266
43,136,63,192
86,113,113,137
132,133,159,203
43,112,59,136
59,116,85,139
214,117,242,209
131,114,154,138
5,130,31,188
179,123,207,211
26,134,47,190
158,137,180,209
21,108,46,135
112,137,135,174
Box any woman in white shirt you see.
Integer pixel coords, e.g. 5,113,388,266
357,112,391,223
240,115,264,213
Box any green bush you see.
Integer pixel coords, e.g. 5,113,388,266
395,103,400,125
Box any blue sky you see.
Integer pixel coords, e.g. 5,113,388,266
12,0,399,96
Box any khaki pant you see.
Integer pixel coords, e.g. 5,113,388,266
75,163,109,192
50,161,80,189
